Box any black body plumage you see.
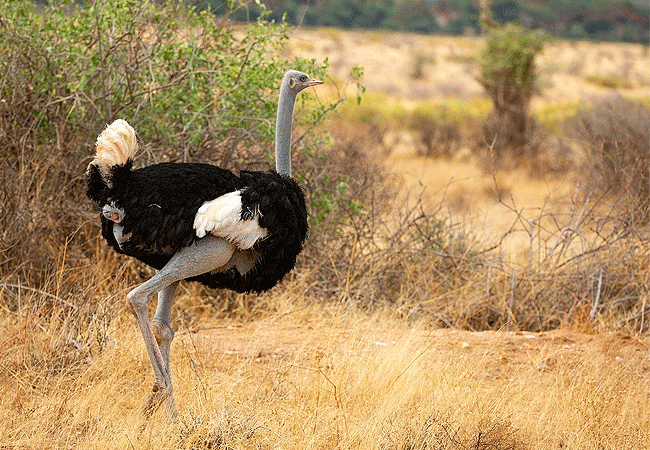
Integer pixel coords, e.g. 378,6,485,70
86,160,308,293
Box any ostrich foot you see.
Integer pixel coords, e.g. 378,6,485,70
142,382,178,419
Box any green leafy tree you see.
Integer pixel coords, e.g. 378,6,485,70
478,23,546,156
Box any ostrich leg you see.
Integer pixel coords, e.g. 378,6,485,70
152,282,177,381
150,282,179,417
127,236,235,417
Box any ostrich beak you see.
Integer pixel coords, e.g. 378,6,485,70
304,77,324,87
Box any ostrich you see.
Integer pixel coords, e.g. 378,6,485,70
86,70,323,417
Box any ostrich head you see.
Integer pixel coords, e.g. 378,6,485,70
283,70,324,93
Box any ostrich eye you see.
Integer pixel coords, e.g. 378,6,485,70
299,75,308,82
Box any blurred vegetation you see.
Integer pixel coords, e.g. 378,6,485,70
532,102,581,133
583,73,634,89
194,0,649,44
478,23,547,163
569,97,650,227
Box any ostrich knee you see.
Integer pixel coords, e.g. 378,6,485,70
152,319,175,373
127,288,152,318
152,319,174,347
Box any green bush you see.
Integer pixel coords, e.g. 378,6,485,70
320,0,394,29
393,0,440,34
0,0,330,286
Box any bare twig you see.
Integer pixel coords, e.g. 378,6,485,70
0,283,76,309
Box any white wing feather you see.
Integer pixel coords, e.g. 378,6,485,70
193,191,268,249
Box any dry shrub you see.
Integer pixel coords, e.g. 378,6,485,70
478,113,545,170
405,104,465,159
453,183,650,333
569,97,650,226
327,104,393,159
413,118,462,159
477,241,650,332
297,149,480,318
380,414,527,450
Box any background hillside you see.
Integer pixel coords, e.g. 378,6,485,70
195,0,650,43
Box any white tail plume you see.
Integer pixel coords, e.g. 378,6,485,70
89,119,138,186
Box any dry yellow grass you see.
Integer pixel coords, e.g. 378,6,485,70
1,292,649,449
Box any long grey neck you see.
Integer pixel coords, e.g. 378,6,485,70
275,82,298,177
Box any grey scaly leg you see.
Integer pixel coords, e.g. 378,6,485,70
127,236,235,418
150,282,178,418
152,282,177,380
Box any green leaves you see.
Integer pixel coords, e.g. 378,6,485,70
479,23,547,91
349,66,365,106
309,174,366,231
478,23,547,152
0,0,367,253
0,0,330,160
